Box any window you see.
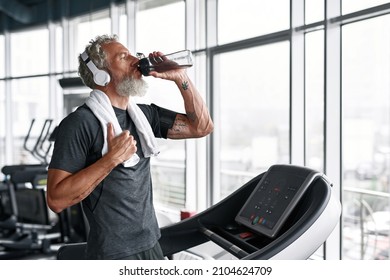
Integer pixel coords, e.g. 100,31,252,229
11,77,49,164
136,0,185,53
119,5,128,45
218,0,290,45
0,35,4,78
194,0,206,50
55,25,64,74
0,81,5,175
342,0,390,14
73,11,111,71
214,42,290,202
304,29,325,259
305,30,324,172
305,0,324,24
10,29,49,77
342,15,390,260
8,29,50,164
136,0,187,209
0,35,4,173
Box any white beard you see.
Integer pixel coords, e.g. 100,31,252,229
116,77,148,97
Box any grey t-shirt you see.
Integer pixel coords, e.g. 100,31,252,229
49,103,176,259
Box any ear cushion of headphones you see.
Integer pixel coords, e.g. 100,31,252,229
93,69,111,86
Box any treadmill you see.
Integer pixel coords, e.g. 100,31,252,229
57,164,341,260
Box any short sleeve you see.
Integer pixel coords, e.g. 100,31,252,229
138,103,177,139
49,106,101,173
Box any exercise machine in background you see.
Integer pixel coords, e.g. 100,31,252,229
23,119,56,165
0,164,56,258
56,164,341,260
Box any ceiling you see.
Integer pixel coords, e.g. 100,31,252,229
0,0,125,34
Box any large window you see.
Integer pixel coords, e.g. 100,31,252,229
0,35,4,173
55,25,64,74
73,11,111,71
214,42,290,202
10,29,49,77
11,77,50,164
0,35,4,78
136,1,185,53
305,0,324,24
118,5,128,45
342,0,390,14
218,0,290,45
136,0,187,209
9,30,50,164
305,30,324,172
0,81,5,175
304,29,325,260
342,15,390,260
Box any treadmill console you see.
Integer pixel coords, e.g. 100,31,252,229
235,165,320,238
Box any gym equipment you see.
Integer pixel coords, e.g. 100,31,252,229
0,164,55,258
23,119,54,165
0,119,87,259
56,164,341,260
163,164,340,260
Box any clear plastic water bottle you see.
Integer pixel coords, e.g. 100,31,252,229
137,50,193,76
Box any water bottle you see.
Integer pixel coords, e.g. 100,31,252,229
137,50,193,76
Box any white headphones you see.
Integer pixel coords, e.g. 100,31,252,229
81,51,111,86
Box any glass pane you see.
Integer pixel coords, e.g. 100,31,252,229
195,0,206,50
305,30,324,172
0,35,4,78
151,140,186,209
119,5,128,46
10,29,49,76
140,76,186,209
216,42,290,201
305,0,324,24
136,0,186,210
0,81,5,176
136,1,185,54
218,0,290,45
342,15,390,260
146,80,186,209
343,0,390,15
55,25,64,73
305,30,325,260
74,13,111,71
11,77,50,164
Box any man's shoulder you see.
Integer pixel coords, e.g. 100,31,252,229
65,104,95,120
137,103,169,117
137,103,153,112
137,103,157,120
69,103,93,116
60,104,99,130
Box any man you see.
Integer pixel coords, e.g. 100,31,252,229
46,34,213,260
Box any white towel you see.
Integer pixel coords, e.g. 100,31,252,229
85,89,159,167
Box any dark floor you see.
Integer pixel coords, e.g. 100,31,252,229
0,245,60,260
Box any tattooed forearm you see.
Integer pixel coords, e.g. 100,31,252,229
172,116,188,133
169,75,213,139
181,81,189,90
187,111,197,123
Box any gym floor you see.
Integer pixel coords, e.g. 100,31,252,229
0,244,60,260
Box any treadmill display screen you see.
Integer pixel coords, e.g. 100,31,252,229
235,165,318,238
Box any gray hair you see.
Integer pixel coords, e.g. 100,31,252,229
78,34,119,88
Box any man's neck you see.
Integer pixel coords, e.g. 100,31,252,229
96,86,129,110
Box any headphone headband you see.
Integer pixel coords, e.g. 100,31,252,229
81,51,111,86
